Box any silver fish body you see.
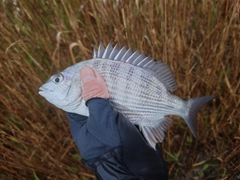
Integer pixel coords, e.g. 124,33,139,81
39,42,214,148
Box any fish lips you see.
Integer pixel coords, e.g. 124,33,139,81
38,86,52,96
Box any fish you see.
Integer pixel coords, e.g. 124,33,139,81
39,42,214,149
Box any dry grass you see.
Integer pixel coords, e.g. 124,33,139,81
0,0,239,179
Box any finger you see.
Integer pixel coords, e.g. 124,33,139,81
94,69,106,84
80,67,96,84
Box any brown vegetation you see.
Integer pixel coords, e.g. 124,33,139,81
0,0,239,179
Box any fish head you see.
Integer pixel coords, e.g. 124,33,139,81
38,68,89,116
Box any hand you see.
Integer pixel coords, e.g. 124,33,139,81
80,67,109,101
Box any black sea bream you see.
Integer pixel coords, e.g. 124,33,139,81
39,42,214,149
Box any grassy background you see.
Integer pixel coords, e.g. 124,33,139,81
0,0,239,179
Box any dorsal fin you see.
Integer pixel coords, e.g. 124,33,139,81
92,42,177,92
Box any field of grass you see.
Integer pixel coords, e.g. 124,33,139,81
0,0,239,179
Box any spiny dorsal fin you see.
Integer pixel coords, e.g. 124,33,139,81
92,42,177,92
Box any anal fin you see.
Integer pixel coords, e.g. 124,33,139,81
141,117,172,150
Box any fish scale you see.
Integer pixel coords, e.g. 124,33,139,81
39,42,214,149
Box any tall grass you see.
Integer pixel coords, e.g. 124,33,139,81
0,0,239,179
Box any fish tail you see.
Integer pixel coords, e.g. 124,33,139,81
182,96,215,138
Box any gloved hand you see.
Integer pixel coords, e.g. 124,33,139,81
67,66,169,180
80,67,109,101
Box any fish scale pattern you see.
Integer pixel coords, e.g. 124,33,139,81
73,59,178,126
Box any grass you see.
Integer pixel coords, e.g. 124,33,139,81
0,0,239,179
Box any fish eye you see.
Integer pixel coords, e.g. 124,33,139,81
51,73,64,84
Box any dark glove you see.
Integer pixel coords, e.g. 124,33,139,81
116,111,169,179
67,67,168,179
67,98,121,161
67,98,168,179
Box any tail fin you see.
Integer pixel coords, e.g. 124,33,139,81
182,96,215,138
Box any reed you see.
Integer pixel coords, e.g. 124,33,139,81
0,0,239,179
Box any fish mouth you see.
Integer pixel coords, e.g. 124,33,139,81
38,86,52,95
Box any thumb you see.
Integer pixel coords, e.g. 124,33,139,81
80,66,97,85
80,67,109,101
